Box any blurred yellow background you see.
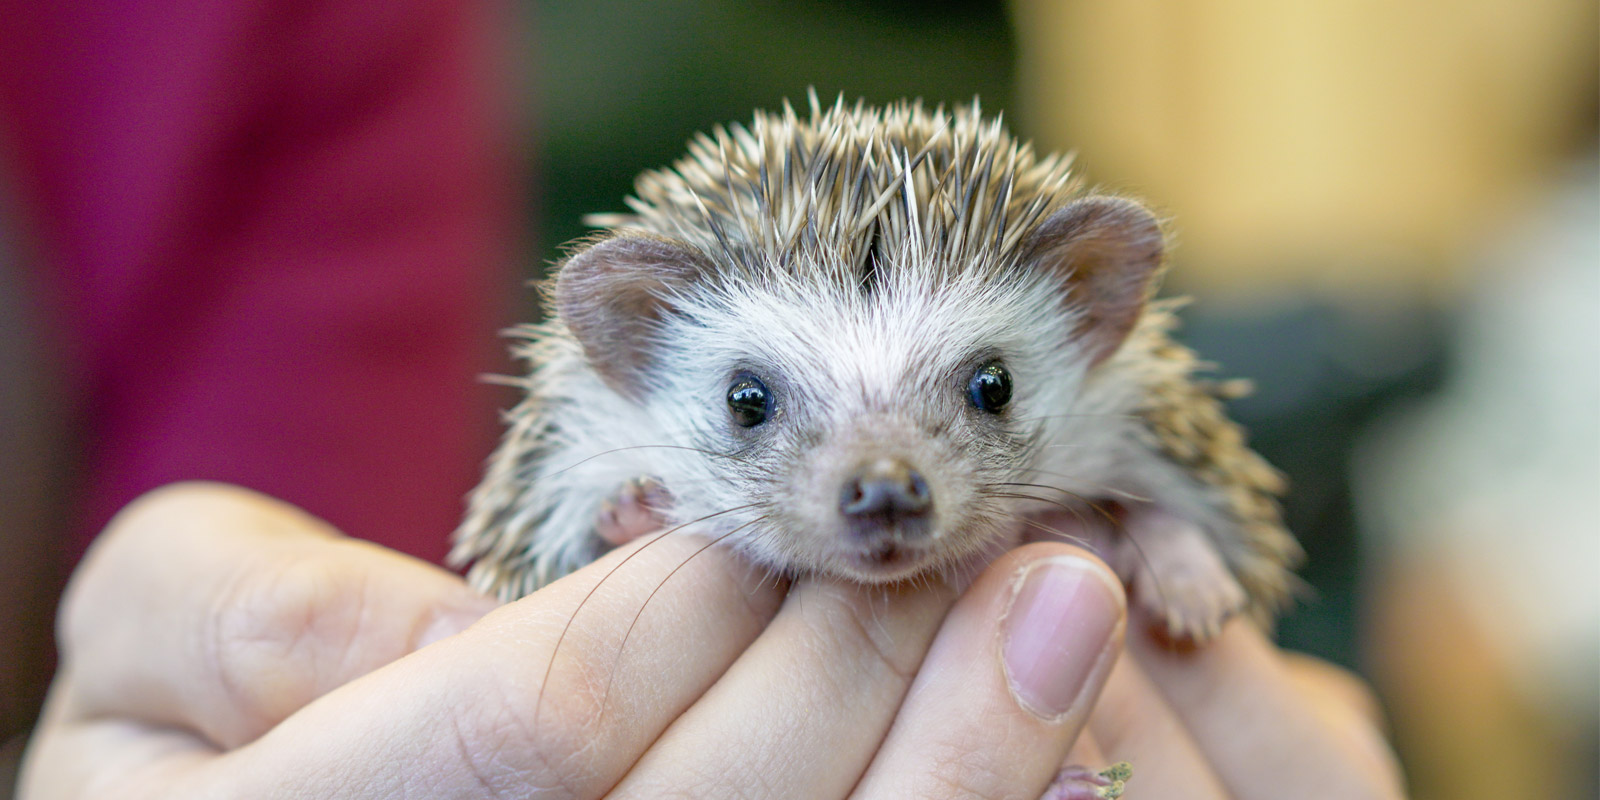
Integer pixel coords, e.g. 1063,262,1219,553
1013,0,1594,300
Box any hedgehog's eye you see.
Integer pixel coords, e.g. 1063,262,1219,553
727,373,772,427
968,361,1012,413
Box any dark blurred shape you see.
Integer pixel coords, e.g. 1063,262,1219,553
1180,301,1448,667
0,173,70,800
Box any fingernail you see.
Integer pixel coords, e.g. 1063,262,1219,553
1001,555,1124,721
418,598,497,649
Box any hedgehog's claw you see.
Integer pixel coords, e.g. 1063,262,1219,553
595,476,671,547
1116,507,1246,643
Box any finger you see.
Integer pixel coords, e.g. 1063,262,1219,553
19,675,220,800
605,564,964,799
34,502,790,800
1128,617,1406,800
850,545,1126,799
1085,651,1229,799
57,482,496,748
1282,652,1388,730
61,517,787,799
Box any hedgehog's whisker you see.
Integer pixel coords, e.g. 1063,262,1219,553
601,515,769,711
1008,412,1141,424
1006,512,1092,549
545,444,753,479
989,483,1122,529
534,502,759,732
1115,511,1170,619
979,490,1098,539
1011,467,1152,503
985,485,1172,622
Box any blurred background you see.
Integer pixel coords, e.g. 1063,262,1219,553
2,1,1595,798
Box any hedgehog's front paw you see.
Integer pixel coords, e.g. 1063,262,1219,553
1118,507,1247,643
596,476,671,547
1041,761,1132,800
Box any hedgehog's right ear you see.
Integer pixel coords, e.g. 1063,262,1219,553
1024,196,1165,367
554,235,712,398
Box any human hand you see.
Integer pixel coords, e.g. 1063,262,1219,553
19,483,1128,799
1052,507,1408,800
1058,621,1406,800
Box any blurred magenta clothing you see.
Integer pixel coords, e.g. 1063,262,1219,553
0,0,520,563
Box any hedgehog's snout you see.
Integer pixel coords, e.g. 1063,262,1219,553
840,457,932,531
835,457,936,573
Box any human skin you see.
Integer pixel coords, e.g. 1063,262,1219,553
17,483,1404,799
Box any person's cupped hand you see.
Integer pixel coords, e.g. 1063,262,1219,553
18,482,1402,799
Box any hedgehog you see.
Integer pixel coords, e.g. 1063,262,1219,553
449,94,1301,647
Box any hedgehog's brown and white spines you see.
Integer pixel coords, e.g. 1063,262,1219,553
1123,302,1303,628
449,320,623,601
451,95,1301,635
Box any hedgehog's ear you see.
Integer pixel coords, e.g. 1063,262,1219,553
554,234,712,398
1025,196,1165,366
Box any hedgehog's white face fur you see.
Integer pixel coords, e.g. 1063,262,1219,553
650,260,1089,581
453,95,1183,598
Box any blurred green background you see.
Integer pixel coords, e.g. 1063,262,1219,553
529,0,1016,271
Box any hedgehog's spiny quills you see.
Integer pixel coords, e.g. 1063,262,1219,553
457,94,1300,632
587,93,1082,286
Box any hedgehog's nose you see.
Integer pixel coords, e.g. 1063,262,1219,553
841,458,932,528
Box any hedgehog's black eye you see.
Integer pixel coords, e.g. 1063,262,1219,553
968,361,1012,413
727,373,772,427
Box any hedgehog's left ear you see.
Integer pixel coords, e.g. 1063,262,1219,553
1024,195,1165,366
554,234,713,399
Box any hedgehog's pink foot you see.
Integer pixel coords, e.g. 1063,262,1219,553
1041,761,1132,800
595,476,671,547
1116,507,1246,643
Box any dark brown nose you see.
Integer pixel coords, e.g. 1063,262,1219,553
840,458,932,528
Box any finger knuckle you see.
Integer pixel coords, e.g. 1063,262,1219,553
449,664,602,800
922,735,1021,800
828,594,922,686
887,712,1046,800
447,697,543,800
204,553,363,735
